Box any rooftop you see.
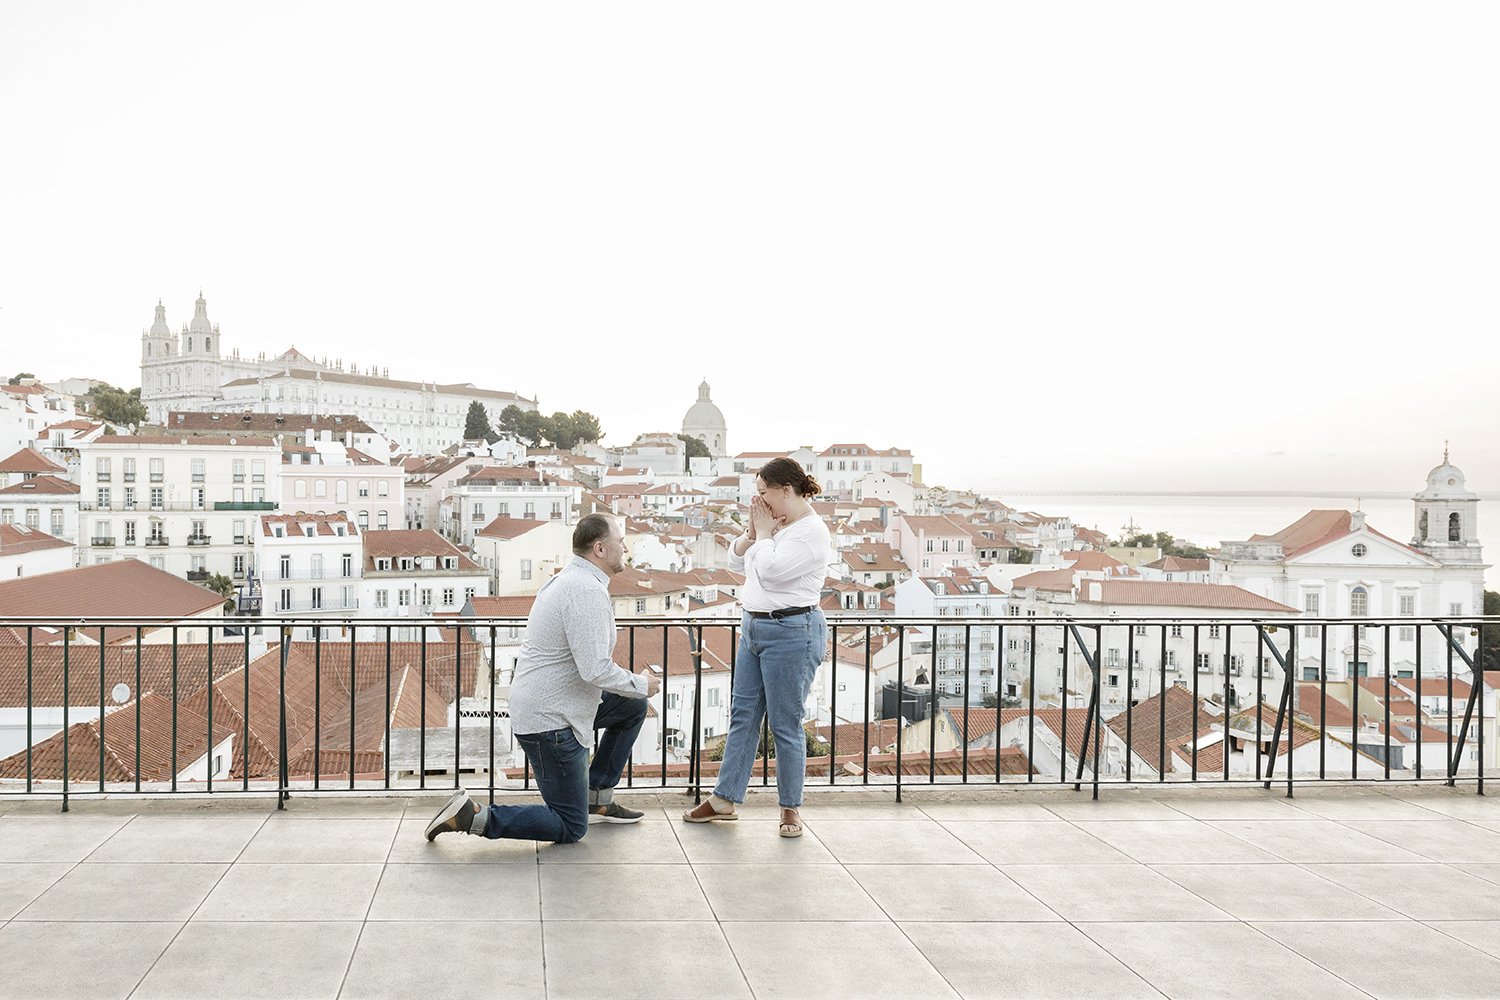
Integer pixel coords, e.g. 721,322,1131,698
2,783,1498,998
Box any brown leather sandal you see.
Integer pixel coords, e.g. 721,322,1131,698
779,808,803,838
682,798,738,823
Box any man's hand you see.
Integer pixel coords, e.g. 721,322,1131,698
645,672,662,698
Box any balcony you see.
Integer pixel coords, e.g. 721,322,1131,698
186,569,211,581
187,535,212,546
89,537,115,547
0,787,1495,998
145,537,169,547
214,501,275,511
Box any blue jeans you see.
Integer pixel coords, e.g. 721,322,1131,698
714,610,827,809
479,692,647,843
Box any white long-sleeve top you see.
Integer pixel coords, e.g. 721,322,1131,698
728,513,833,613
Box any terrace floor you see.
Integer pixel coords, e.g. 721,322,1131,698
4,783,1500,999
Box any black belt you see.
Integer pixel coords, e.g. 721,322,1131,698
748,606,814,620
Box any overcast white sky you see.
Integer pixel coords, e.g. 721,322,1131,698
1,2,1495,494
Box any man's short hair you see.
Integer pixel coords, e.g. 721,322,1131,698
573,513,615,555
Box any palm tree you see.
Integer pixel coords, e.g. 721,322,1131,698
204,572,236,613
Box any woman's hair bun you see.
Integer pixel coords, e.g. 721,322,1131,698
759,456,820,497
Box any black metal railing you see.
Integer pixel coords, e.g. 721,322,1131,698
0,613,1493,813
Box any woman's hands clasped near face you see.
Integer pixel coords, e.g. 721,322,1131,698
749,495,785,540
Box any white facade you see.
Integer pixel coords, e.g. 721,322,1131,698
76,435,282,583
472,519,572,596
0,477,80,551
816,444,914,495
138,295,536,452
255,514,363,632
359,532,491,641
893,574,1005,705
440,475,575,549
280,448,404,535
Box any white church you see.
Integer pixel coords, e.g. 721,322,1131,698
1217,450,1488,681
139,294,537,454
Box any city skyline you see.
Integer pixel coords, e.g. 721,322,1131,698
2,2,1496,494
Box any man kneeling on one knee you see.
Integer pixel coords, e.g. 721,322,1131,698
425,514,660,844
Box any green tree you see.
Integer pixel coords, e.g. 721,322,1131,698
8,372,35,385
1122,530,1208,560
568,410,604,444
677,434,711,470
203,573,236,613
1484,591,1499,669
1009,548,1034,565
87,384,147,427
545,412,579,449
463,400,493,440
707,725,829,761
498,405,549,448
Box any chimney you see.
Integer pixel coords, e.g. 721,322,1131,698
1350,510,1366,531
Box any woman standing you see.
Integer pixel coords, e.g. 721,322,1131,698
683,457,831,837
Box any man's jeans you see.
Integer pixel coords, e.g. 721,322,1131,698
714,609,827,809
478,692,647,843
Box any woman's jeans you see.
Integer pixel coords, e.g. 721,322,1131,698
714,609,827,809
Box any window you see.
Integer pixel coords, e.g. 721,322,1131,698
523,503,535,519
520,559,532,581
1208,625,1222,640
122,458,135,482
279,588,292,612
233,459,245,483
97,487,110,509
442,587,454,606
1230,654,1244,675
1449,512,1462,542
377,511,388,530
192,488,204,510
252,460,265,483
498,503,509,518
342,585,354,609
358,480,370,498
342,553,353,578
50,509,63,534
465,586,475,601
311,554,324,579
375,590,389,609
294,480,308,499
1450,602,1464,616
1399,594,1416,617
149,458,164,482
191,519,205,540
95,457,111,481
150,556,164,570
191,458,205,482
233,519,245,543
336,480,348,503
233,554,245,576
1134,625,1148,637
310,587,323,610
1165,650,1177,667
123,487,136,510
1350,587,1369,617
635,599,646,614
314,480,327,499
279,555,291,580
358,510,369,529
1196,653,1212,672
1351,542,1366,558
707,688,720,707
420,588,433,607
377,481,389,498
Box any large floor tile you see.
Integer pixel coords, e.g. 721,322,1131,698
1383,789,1500,819
1206,819,1428,863
1081,921,1367,999
537,818,687,864
810,819,984,864
195,862,382,920
1338,819,1500,863
0,920,181,1000
386,818,537,864
1426,920,1500,960
677,819,836,863
916,801,1061,822
131,920,361,1000
847,864,1060,922
724,921,957,1000
941,821,1131,865
1043,797,1191,821
81,814,267,863
237,817,398,863
1074,819,1280,864
268,795,412,818
541,863,711,920
0,863,72,920
1002,864,1233,922
902,921,1159,1000
696,864,886,921
341,921,545,1000
1152,863,1402,921
1302,863,1500,920
1255,920,1500,999
16,861,226,922
1283,792,1445,821
0,815,131,862
1453,863,1500,887
367,862,540,921
1147,794,1310,820
545,920,750,1000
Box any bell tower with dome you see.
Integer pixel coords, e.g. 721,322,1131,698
1412,443,1482,566
680,379,729,459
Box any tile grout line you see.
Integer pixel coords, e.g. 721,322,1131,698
0,809,130,923
332,818,398,999
123,808,273,1000
666,795,757,1000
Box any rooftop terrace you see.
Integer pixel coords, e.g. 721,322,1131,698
4,783,1500,999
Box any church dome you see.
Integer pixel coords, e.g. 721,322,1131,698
188,292,213,334
148,301,171,337
1415,448,1478,501
682,380,726,432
